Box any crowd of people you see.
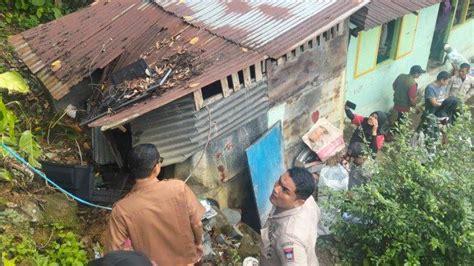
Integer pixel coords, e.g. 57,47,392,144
88,49,472,266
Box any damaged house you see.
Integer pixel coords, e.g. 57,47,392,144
8,0,369,211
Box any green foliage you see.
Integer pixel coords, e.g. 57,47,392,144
0,71,30,94
0,0,62,29
0,96,42,182
329,110,474,265
19,130,42,167
0,0,93,29
0,226,89,265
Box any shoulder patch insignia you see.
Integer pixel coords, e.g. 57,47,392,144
283,247,295,262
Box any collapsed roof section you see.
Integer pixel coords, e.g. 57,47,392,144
9,0,369,129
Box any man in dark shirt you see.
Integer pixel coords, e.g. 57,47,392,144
393,65,425,122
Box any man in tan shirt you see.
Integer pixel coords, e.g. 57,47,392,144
104,144,205,265
260,167,321,265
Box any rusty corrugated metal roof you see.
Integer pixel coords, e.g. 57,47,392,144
9,0,369,129
9,0,161,100
351,0,441,30
157,0,369,57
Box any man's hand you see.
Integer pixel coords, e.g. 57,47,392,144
194,243,204,263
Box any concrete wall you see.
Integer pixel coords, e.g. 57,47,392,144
266,27,348,166
345,5,440,116
448,16,474,60
174,115,268,209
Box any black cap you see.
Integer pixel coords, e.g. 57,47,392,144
88,251,152,266
347,142,366,158
409,65,426,75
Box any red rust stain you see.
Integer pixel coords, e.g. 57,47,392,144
215,152,223,159
311,111,320,124
258,4,290,18
226,1,252,13
225,142,234,150
217,165,226,182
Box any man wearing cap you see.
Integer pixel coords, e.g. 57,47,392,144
392,65,426,122
260,167,321,266
104,144,205,266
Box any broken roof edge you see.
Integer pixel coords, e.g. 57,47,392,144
87,1,371,130
88,54,268,130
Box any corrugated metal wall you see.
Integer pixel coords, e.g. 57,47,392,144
91,127,116,165
131,82,269,166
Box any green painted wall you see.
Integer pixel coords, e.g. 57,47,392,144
448,19,474,59
345,4,440,115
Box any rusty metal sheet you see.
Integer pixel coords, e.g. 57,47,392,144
351,0,441,29
130,82,269,166
9,0,265,105
157,0,369,57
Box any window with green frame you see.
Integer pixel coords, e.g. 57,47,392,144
354,13,418,78
376,19,401,64
453,0,473,26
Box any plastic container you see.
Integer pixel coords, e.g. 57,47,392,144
40,161,95,201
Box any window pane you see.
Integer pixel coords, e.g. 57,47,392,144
377,20,398,64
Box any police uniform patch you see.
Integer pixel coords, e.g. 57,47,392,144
283,247,295,262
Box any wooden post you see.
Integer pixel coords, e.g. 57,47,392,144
193,89,203,111
243,67,251,87
255,62,263,81
231,73,240,91
220,78,231,97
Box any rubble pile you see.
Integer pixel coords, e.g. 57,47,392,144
200,202,261,265
86,49,207,120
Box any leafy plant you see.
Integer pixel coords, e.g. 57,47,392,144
1,228,89,265
0,0,62,29
0,95,42,182
0,71,30,94
329,109,474,265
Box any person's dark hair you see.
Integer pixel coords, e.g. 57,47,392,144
288,167,315,200
436,71,450,81
88,250,152,266
128,144,160,179
460,63,470,70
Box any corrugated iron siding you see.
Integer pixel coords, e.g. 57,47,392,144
131,82,269,165
91,127,116,165
351,0,441,29
158,0,369,57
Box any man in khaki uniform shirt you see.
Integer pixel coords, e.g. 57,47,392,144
260,167,321,265
104,144,205,266
449,63,473,102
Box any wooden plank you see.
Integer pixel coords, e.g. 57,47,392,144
231,73,241,91
193,89,203,111
337,22,344,35
243,67,251,87
103,130,124,168
255,61,263,81
277,57,284,65
220,77,231,97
